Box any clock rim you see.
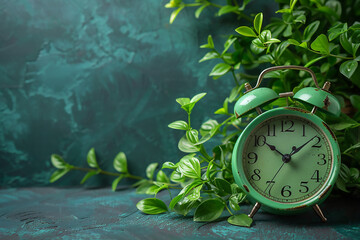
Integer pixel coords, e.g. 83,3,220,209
232,107,341,213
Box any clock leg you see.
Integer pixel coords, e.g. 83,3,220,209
313,204,327,222
248,202,261,218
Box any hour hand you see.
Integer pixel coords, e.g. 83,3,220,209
265,142,285,157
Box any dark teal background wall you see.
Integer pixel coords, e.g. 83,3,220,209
0,0,245,187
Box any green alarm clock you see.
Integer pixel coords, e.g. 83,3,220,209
232,66,341,222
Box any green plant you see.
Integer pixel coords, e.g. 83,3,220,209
50,0,360,227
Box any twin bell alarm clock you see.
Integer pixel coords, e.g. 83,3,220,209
232,65,341,222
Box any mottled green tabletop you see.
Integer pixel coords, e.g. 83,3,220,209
0,187,359,239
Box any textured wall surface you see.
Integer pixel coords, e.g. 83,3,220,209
0,0,246,187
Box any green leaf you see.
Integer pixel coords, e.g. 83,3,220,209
283,24,292,37
350,95,360,109
186,129,199,144
303,21,320,42
294,14,306,24
170,6,184,24
328,23,346,41
49,169,70,183
51,154,68,169
194,198,225,222
80,170,99,184
169,180,203,209
218,5,238,16
199,51,220,63
162,162,177,169
200,119,219,135
168,120,189,130
136,198,168,215
222,38,237,55
195,4,208,18
187,184,203,201
190,93,207,104
156,170,170,183
287,39,300,46
299,42,308,49
340,60,358,79
304,56,326,68
251,38,266,54
200,35,214,49
265,38,281,44
276,8,291,14
165,0,181,8
227,214,253,227
136,183,160,195
209,63,232,77
259,30,271,42
178,135,201,153
146,163,158,179
113,152,128,173
176,97,190,106
235,26,257,37
174,197,200,216
253,13,263,34
177,156,201,178
112,175,124,191
336,177,350,193
311,34,329,54
340,33,353,55
87,148,99,168
229,195,241,211
344,142,360,154
214,178,232,194
170,171,186,183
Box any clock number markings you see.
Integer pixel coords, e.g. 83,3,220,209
281,120,295,132
244,116,332,203
311,170,322,182
265,181,276,195
267,124,276,136
311,136,322,148
317,153,326,165
299,181,309,193
281,185,292,197
302,124,306,137
254,135,266,147
247,152,258,164
251,169,261,181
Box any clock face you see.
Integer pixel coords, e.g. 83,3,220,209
242,114,333,203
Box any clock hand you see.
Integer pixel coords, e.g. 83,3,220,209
265,142,285,157
290,136,317,156
264,162,286,193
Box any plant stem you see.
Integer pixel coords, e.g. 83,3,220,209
200,145,212,160
231,70,239,86
188,113,191,129
225,204,234,216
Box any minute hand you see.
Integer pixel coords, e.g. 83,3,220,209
290,136,316,156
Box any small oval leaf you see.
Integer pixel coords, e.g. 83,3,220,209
194,198,225,222
146,163,158,179
113,152,128,173
136,198,168,215
235,26,257,37
112,175,124,191
227,214,253,227
51,154,68,169
87,148,99,168
49,169,70,183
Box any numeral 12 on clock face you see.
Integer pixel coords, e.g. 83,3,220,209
243,115,332,203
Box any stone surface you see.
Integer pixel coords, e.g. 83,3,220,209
0,187,359,239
